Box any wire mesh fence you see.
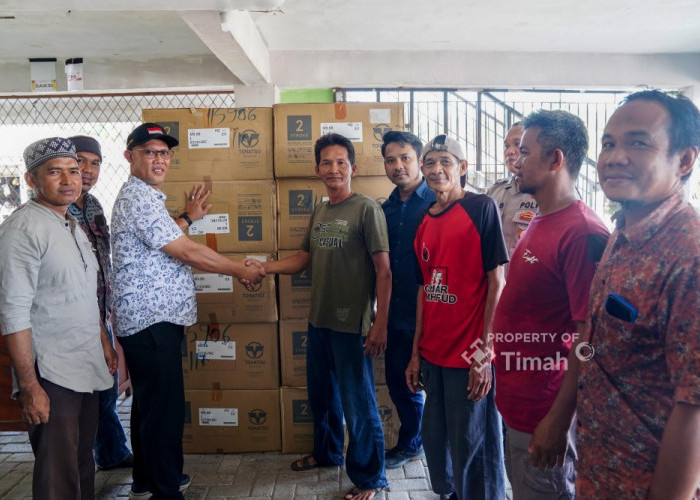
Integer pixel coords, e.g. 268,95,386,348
0,92,235,222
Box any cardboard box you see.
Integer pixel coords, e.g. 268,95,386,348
375,385,400,450
161,181,277,253
182,322,279,390
184,389,281,453
279,320,308,387
142,108,273,181
280,386,398,453
277,250,312,320
273,103,405,177
280,387,314,454
194,253,278,324
276,176,395,250
279,320,385,387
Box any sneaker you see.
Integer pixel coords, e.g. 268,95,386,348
129,474,191,500
384,446,426,469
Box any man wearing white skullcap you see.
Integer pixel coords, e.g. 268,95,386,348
0,137,117,499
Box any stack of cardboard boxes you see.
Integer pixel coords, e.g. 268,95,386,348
144,102,407,454
144,107,280,453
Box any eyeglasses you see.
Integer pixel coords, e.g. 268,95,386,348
132,148,172,160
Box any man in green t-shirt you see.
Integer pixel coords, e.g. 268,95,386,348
259,133,391,500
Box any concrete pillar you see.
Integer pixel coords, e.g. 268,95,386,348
235,84,279,107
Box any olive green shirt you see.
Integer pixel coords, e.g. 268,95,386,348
301,194,389,335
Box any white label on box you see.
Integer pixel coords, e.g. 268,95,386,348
245,254,268,263
320,122,363,142
194,273,233,293
189,214,230,235
199,408,238,426
195,340,236,360
188,128,230,149
369,108,392,124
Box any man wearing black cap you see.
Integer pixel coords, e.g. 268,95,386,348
112,123,265,499
0,137,117,499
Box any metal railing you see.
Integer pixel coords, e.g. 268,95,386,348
338,88,633,219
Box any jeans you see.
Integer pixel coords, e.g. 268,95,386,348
384,326,423,453
94,334,131,469
421,359,505,500
306,324,388,490
119,322,185,500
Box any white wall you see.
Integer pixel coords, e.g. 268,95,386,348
2,51,700,94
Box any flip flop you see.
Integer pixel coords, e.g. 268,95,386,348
291,454,320,471
343,486,384,500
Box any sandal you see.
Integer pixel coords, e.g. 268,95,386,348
290,454,320,471
343,486,384,500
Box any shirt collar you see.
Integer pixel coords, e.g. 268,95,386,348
128,175,166,200
388,178,431,203
27,199,72,224
616,190,688,248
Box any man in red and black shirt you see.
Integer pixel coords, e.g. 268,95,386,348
406,134,508,500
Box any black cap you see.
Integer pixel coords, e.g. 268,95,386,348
126,123,178,150
68,135,102,162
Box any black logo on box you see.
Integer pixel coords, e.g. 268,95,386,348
291,331,307,356
159,122,180,145
289,190,313,215
287,115,312,141
378,405,393,423
248,408,267,425
291,268,312,287
245,342,264,359
372,124,392,142
292,399,313,423
238,129,260,148
238,216,262,241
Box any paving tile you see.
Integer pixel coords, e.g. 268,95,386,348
0,434,29,444
250,476,275,496
272,482,296,498
276,471,319,484
191,472,235,485
0,443,32,453
206,483,253,496
295,481,342,495
184,484,209,500
386,492,410,500
2,473,32,498
3,453,34,462
317,466,340,482
385,467,406,480
408,492,441,499
384,479,430,492
402,460,426,479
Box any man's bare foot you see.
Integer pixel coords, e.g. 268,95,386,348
343,486,383,500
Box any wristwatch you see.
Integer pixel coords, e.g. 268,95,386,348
178,212,193,227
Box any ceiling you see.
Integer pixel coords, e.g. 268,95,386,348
1,0,700,91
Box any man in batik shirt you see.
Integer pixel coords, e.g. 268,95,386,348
577,90,700,499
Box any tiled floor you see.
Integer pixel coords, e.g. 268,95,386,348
0,395,511,499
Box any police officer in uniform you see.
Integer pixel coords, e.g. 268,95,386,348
487,122,539,268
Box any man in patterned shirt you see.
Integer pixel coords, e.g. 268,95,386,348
577,90,700,498
112,123,265,499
